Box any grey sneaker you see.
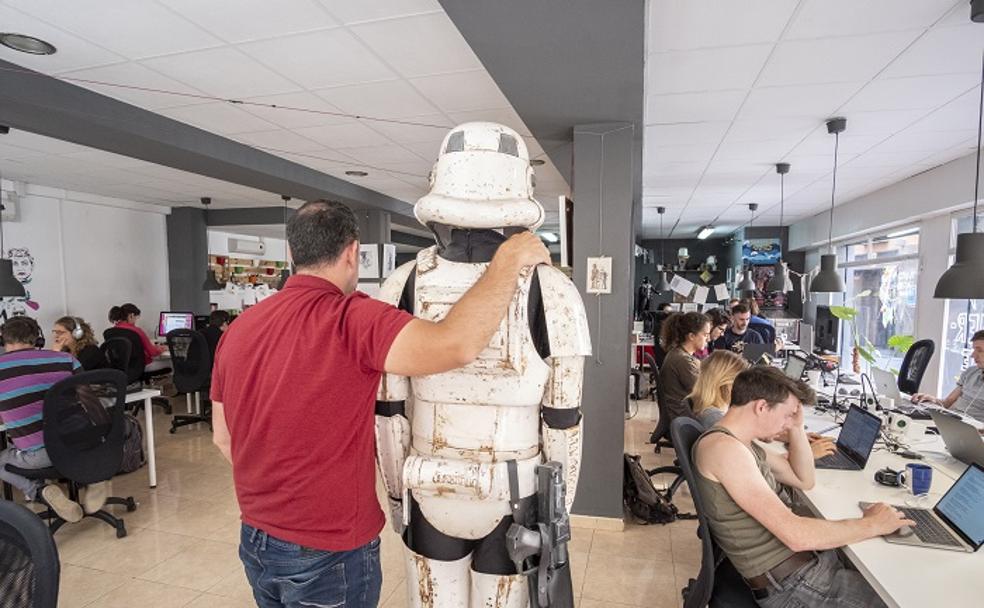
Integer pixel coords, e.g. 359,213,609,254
81,481,109,514
41,485,83,523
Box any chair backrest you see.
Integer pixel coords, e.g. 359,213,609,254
102,328,145,383
99,338,132,376
748,321,775,344
0,501,59,608
166,329,211,394
42,370,127,485
898,339,935,395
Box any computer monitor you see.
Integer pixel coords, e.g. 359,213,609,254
798,322,814,354
814,306,840,353
158,311,194,337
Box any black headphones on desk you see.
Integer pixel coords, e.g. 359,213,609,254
0,315,45,348
874,467,906,487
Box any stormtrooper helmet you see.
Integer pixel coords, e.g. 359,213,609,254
415,122,544,231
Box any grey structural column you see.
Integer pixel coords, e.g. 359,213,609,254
571,122,636,519
357,209,391,287
166,207,209,314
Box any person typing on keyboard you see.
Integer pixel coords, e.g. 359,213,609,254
911,330,984,424
692,366,914,607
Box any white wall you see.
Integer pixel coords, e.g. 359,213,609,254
1,181,170,340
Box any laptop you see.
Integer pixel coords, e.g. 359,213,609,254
871,367,902,402
862,463,984,553
931,410,984,468
741,342,776,365
815,405,883,470
784,354,807,380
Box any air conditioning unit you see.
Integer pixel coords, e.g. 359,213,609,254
228,238,265,255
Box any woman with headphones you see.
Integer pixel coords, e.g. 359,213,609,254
51,316,105,370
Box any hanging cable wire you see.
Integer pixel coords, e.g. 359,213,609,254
829,130,840,252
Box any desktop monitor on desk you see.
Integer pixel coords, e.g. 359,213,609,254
815,305,840,354
158,311,194,338
798,322,815,354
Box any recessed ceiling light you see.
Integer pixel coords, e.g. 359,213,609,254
0,32,57,55
530,159,545,166
345,170,369,177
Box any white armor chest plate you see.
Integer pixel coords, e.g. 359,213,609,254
410,252,550,463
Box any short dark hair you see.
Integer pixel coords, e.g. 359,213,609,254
731,366,815,408
731,303,750,315
972,330,984,343
287,200,360,269
660,311,710,349
1,316,41,346
706,307,730,328
741,297,760,316
209,310,230,327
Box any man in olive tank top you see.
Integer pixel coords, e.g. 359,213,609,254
693,366,913,607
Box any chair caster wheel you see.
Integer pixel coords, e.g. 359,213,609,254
126,498,137,512
169,427,177,434
116,524,127,538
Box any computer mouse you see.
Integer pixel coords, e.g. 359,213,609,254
896,526,915,538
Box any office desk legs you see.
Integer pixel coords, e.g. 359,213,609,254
143,395,158,489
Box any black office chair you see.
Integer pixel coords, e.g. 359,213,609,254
648,354,677,453
4,371,137,538
103,327,171,414
670,417,758,608
748,320,776,344
898,339,935,395
166,329,213,434
0,501,60,608
99,337,132,379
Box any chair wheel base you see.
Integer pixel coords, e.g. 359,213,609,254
116,524,127,538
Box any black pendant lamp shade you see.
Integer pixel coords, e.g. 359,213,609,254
277,195,292,290
810,118,847,294
767,163,793,292
654,271,671,293
202,270,224,291
738,269,756,293
0,258,25,297
276,267,291,290
935,46,984,299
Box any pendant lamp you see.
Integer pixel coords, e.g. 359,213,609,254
737,204,758,293
653,206,672,292
810,118,847,294
0,171,26,297
276,195,292,290
201,270,224,291
767,163,795,293
935,48,984,299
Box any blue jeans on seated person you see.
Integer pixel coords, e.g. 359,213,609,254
757,550,886,608
239,524,382,608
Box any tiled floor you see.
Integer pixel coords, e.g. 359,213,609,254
34,397,695,607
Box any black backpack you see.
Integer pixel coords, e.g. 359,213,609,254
118,414,146,474
623,453,691,524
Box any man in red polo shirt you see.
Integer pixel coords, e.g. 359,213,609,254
210,200,549,608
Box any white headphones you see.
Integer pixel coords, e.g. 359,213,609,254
70,317,84,340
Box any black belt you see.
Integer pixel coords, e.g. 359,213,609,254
743,551,818,600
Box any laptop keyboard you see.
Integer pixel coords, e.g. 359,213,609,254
816,451,856,470
897,508,962,547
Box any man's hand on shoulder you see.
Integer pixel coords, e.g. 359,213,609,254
491,231,550,273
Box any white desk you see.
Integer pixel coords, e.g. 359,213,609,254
797,408,983,608
125,388,161,489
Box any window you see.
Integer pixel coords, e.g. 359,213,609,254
837,231,920,371
940,214,984,393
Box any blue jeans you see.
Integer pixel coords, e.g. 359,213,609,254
239,524,382,608
758,551,887,608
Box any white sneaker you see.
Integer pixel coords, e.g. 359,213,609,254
41,485,83,523
82,481,109,514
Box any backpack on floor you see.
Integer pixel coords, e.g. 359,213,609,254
623,453,682,525
119,414,146,474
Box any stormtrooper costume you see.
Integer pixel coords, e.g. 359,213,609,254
374,123,591,608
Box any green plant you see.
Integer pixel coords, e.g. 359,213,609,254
887,334,916,355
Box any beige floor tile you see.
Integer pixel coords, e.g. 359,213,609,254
138,537,242,591
57,564,130,608
149,502,243,539
568,527,594,554
88,578,201,608
591,521,673,561
581,553,678,607
206,567,255,603
52,520,120,564
70,527,197,575
579,600,642,608
382,579,408,608
570,550,589,597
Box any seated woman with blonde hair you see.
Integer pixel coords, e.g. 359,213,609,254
51,316,105,371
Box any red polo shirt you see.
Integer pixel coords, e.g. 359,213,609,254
210,274,413,551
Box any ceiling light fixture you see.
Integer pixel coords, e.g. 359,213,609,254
537,231,559,243
738,203,758,294
886,227,919,239
810,118,847,294
0,32,57,55
697,226,715,240
345,170,368,177
277,195,292,290
654,206,671,293
767,163,794,293
935,45,984,299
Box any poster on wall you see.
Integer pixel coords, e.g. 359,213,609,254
358,244,379,279
381,244,397,278
0,247,40,323
585,256,612,294
742,239,782,265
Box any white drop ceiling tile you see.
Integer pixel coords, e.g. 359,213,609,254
2,132,87,155
762,32,919,86
293,121,393,148
646,90,746,124
647,0,795,52
390,140,443,160
645,44,772,95
0,5,124,73
727,117,820,143
834,109,928,135
740,82,862,119
159,0,336,43
0,143,48,161
643,175,702,190
410,70,510,113
341,144,428,166
315,79,439,119
880,129,975,154
349,12,481,78
239,28,395,89
365,114,452,144
792,132,885,157
6,0,222,60
882,23,984,79
445,108,532,137
232,130,326,153
159,102,280,135
645,161,706,180
58,61,209,110
141,47,301,99
704,160,773,178
714,138,799,162
317,0,441,25
785,0,955,39
645,144,717,165
848,149,933,168
842,73,981,112
239,92,353,129
374,160,431,179
645,122,731,146
904,87,982,133
57,149,149,169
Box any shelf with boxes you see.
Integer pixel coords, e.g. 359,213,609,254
209,255,287,286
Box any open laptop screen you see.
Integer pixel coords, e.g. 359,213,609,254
784,355,807,380
837,406,882,465
935,463,984,550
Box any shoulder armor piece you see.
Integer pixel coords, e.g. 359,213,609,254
378,260,415,306
537,265,591,358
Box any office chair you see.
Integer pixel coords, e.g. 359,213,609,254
647,354,677,454
4,371,137,538
898,339,935,395
166,329,213,434
748,320,776,345
99,337,133,379
0,501,60,608
670,418,757,608
102,327,172,414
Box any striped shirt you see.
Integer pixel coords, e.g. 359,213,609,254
0,349,79,451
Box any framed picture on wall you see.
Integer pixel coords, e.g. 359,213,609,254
358,244,379,279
